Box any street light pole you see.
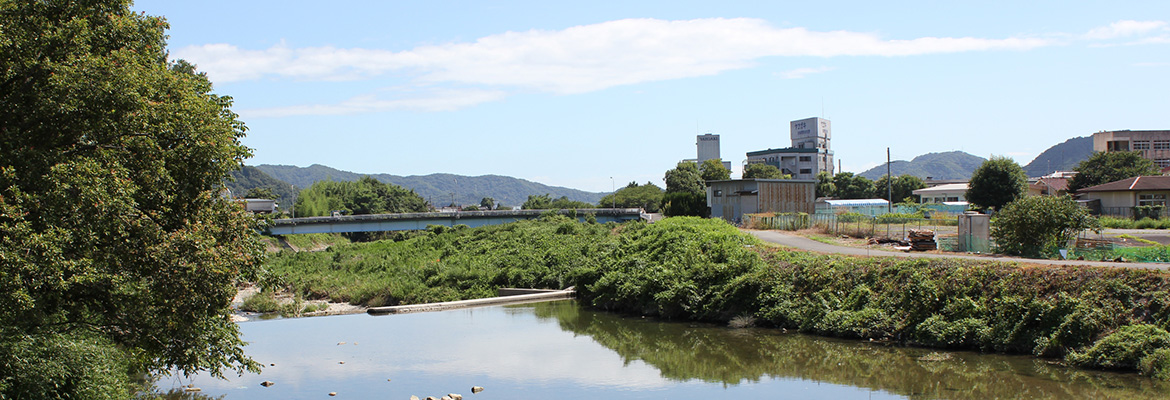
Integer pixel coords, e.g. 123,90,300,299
610,177,615,208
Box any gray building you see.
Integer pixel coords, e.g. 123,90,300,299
1093,130,1170,169
745,117,834,180
694,133,732,170
707,179,816,223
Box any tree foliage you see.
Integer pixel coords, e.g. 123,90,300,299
832,172,876,199
1069,151,1159,192
874,174,926,203
967,156,1028,211
598,182,663,212
0,0,264,393
699,159,731,181
664,162,705,194
480,197,495,210
294,176,429,217
743,163,789,180
815,171,835,198
522,193,594,209
991,195,1100,257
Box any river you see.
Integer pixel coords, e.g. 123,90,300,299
170,300,1168,399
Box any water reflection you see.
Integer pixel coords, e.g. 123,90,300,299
174,301,1167,399
530,301,1170,399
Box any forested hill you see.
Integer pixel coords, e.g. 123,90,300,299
1023,136,1092,177
858,151,987,180
225,166,298,204
254,164,606,207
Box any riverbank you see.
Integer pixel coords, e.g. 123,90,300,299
257,216,1170,379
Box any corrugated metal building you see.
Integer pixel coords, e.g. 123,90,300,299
706,179,816,223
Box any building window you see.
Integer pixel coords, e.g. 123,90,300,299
1107,141,1130,152
1135,141,1151,150
713,190,723,197
1156,141,1170,150
799,168,812,175
1156,159,1170,168
799,156,811,162
1139,194,1166,206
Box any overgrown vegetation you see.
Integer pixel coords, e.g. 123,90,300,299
991,195,1100,257
261,217,1170,379
1100,217,1170,230
294,176,429,217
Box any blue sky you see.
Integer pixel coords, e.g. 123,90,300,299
133,0,1170,192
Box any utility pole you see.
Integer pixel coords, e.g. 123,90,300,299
887,148,892,213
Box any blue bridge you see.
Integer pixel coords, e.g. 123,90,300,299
268,208,646,235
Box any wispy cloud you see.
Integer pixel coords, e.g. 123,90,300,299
777,66,836,79
1083,20,1166,40
240,88,508,117
177,18,1051,92
175,18,1167,115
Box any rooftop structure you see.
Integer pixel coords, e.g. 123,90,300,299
745,117,834,180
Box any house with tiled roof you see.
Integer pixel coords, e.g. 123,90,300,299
1029,177,1070,196
1076,176,1170,214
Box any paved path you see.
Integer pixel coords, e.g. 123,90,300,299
744,229,1169,270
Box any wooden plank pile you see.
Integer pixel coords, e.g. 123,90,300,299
908,229,937,251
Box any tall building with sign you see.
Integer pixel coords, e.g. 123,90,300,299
695,133,732,170
745,117,834,180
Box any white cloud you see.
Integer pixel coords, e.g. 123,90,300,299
777,66,836,79
240,88,507,117
1083,20,1167,40
176,17,1052,94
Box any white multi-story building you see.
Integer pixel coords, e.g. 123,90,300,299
745,117,835,180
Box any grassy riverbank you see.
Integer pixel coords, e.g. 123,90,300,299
261,216,1170,378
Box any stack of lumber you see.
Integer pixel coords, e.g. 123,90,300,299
908,230,937,251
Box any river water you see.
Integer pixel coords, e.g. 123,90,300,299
173,300,1168,399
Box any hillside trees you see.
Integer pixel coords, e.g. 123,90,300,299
598,182,663,212
1069,151,1159,192
294,176,429,216
0,0,265,395
967,156,1028,211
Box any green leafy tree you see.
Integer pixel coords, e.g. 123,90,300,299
743,163,789,179
662,162,708,216
598,182,664,212
700,159,731,181
816,171,836,198
664,162,705,194
0,0,265,395
967,156,1028,211
832,172,876,199
1069,151,1159,192
480,197,495,210
991,195,1100,257
294,176,428,217
874,174,926,203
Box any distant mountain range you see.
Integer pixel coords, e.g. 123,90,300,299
1022,136,1092,177
252,164,605,207
858,151,987,180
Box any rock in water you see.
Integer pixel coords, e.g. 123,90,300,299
260,381,275,387
329,392,337,396
410,396,419,400
449,394,463,400
471,386,485,394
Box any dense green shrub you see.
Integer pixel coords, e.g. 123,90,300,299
0,332,134,399
991,195,1099,257
1069,324,1170,377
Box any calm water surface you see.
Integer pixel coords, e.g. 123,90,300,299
172,301,1168,399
